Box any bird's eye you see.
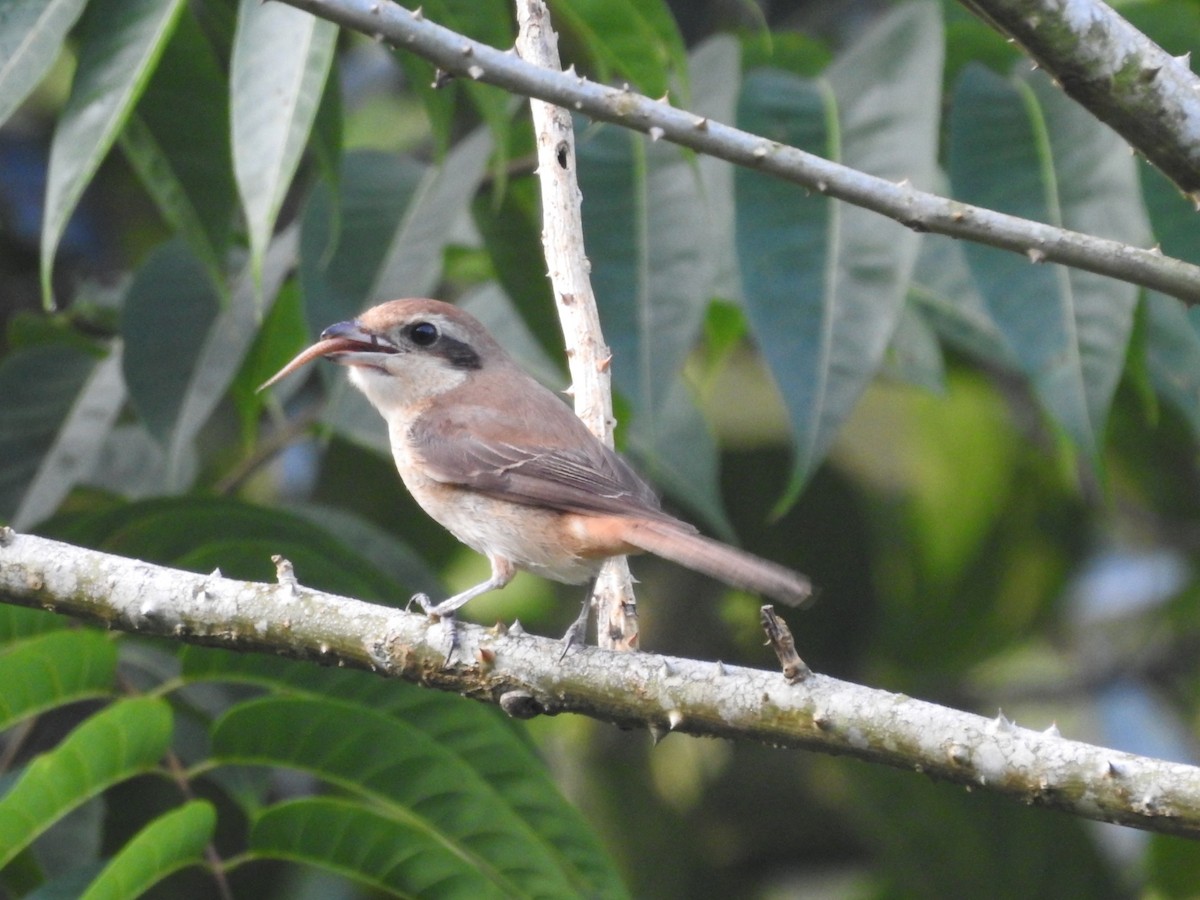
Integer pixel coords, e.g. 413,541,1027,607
409,322,438,346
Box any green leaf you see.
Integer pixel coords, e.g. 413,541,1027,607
577,127,709,434
0,342,97,521
908,227,1017,370
735,2,943,508
251,797,512,898
471,176,561,357
421,0,513,163
0,631,117,732
120,5,234,279
231,0,336,284
0,697,173,869
882,303,945,392
1145,293,1200,437
0,0,88,129
300,151,427,332
40,0,187,306
79,801,216,900
12,347,125,530
121,241,220,445
547,0,686,99
0,606,65,643
121,234,295,490
948,64,1148,460
368,127,493,304
213,696,624,897
43,495,410,602
186,654,624,890
574,37,741,529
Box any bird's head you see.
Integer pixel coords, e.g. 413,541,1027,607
259,299,505,412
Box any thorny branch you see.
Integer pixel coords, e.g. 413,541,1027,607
3,529,1200,838
278,0,1200,304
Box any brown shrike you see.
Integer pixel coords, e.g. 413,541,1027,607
262,299,811,623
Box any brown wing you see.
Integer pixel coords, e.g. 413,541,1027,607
409,382,688,528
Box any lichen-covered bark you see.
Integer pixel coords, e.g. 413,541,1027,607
962,0,1200,196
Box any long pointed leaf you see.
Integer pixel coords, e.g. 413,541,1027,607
0,631,117,732
0,0,88,129
0,343,97,521
212,695,625,898
0,697,173,869
40,0,186,306
948,65,1147,457
252,797,512,899
368,126,493,303
736,2,943,506
231,0,336,284
79,801,216,900
13,345,126,530
181,650,626,896
119,6,234,280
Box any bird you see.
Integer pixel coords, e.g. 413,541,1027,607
260,299,811,631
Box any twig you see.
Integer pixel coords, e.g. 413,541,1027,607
761,605,809,683
278,0,1200,304
515,0,639,651
4,530,1200,837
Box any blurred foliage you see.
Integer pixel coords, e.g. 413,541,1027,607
2,0,1200,896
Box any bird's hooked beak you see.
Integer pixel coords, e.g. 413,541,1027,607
256,319,399,392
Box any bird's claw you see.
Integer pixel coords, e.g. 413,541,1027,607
407,593,458,664
558,592,594,661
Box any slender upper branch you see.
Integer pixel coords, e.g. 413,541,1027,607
280,0,1200,304
514,0,639,650
961,0,1200,196
3,528,1200,838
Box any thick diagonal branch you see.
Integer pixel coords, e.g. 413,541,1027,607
961,0,1200,196
3,529,1200,838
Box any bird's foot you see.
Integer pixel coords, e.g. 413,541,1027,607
408,593,460,664
558,593,594,661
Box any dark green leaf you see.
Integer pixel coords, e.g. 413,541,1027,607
300,151,427,332
0,343,97,521
12,348,125,530
120,241,220,445
121,6,234,278
948,65,1146,459
547,0,686,99
736,2,943,508
42,495,411,602
251,797,509,898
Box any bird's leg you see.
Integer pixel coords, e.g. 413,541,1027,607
559,578,598,660
407,556,515,664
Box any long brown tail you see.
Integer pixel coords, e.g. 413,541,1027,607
621,519,812,607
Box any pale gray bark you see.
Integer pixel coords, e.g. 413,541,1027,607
3,528,1200,837
280,0,1200,303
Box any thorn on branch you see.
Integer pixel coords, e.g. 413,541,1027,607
432,68,454,89
760,605,810,683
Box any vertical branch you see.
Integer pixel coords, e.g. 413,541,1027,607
514,0,639,651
